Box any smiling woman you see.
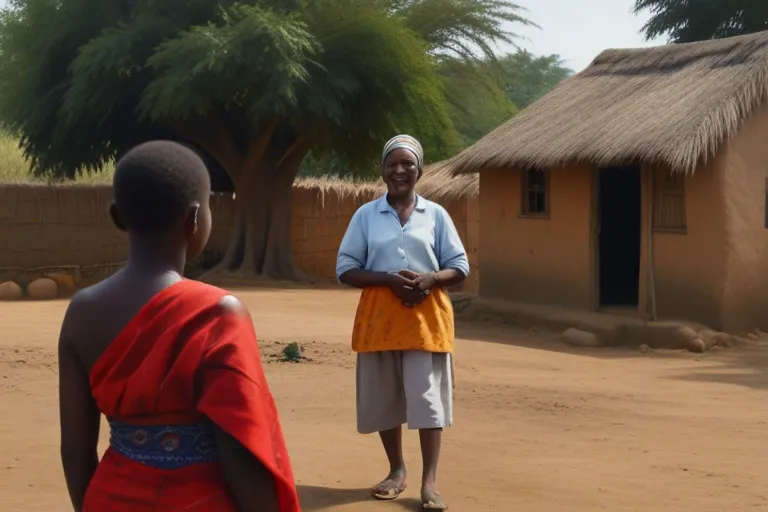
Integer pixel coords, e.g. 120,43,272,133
335,134,470,511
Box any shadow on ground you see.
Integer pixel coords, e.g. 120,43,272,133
298,486,421,511
456,320,647,360
666,343,768,390
457,320,768,390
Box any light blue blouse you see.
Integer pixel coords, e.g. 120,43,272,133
336,194,470,280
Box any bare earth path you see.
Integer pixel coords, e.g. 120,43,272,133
0,288,766,511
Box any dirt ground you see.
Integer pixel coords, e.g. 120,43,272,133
0,287,766,512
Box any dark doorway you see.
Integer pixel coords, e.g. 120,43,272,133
598,166,641,307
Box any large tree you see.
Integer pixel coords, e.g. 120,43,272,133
0,0,530,279
634,0,768,43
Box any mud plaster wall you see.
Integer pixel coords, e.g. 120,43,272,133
717,103,768,332
478,165,593,308
645,157,729,330
0,184,479,294
478,162,732,329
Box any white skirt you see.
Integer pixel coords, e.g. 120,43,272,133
356,350,453,434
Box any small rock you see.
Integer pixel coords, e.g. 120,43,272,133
639,344,650,353
562,328,600,348
27,278,59,300
46,273,77,297
0,281,22,301
689,338,706,354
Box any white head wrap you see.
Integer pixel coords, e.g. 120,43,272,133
382,134,424,171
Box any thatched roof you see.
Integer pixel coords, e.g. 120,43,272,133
450,31,768,175
417,159,478,200
296,159,478,202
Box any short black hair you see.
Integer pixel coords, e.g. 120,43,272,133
112,140,210,235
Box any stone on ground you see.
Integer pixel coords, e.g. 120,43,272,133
0,281,22,301
562,328,600,348
46,273,77,297
27,278,59,300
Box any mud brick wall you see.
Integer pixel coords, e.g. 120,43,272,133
0,184,479,293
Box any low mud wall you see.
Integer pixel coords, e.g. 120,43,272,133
0,184,479,294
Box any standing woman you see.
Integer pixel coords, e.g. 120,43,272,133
336,135,469,511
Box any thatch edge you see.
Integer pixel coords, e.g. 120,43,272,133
447,33,768,176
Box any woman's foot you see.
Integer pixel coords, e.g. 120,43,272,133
371,469,407,500
421,484,448,510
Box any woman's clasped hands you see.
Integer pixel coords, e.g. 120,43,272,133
387,269,439,307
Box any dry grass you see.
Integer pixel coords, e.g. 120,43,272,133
296,161,478,202
449,31,768,175
0,132,115,185
418,158,478,200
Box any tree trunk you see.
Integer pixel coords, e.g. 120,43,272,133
181,118,312,281
259,144,310,280
208,144,310,281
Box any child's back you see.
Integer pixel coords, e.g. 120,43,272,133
57,141,299,512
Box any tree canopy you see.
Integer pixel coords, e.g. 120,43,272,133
0,0,533,277
500,50,572,110
0,0,532,178
634,0,768,43
301,48,572,178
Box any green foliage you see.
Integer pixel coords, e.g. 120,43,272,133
300,47,573,177
634,0,768,43
281,342,303,363
439,58,517,146
383,0,536,60
298,1,460,166
500,50,572,110
439,50,572,148
0,0,531,180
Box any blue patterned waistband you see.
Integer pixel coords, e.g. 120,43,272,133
108,419,219,470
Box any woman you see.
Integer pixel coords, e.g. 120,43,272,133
336,134,469,511
57,141,300,512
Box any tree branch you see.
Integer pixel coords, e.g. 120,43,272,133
243,117,280,175
276,137,311,170
173,116,243,180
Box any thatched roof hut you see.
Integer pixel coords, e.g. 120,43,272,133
452,31,768,334
450,31,768,175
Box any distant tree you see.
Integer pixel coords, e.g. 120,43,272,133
634,0,768,43
439,58,518,146
302,47,573,173
0,0,531,279
500,50,572,110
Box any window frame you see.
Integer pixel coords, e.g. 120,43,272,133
520,168,550,219
652,168,687,234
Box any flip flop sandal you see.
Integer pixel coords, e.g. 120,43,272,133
372,485,405,501
421,493,448,510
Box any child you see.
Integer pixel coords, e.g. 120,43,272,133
57,140,300,512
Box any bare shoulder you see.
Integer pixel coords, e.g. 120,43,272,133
59,285,102,344
217,294,251,318
66,275,115,313
60,274,123,343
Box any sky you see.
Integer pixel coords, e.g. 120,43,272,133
503,0,668,71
